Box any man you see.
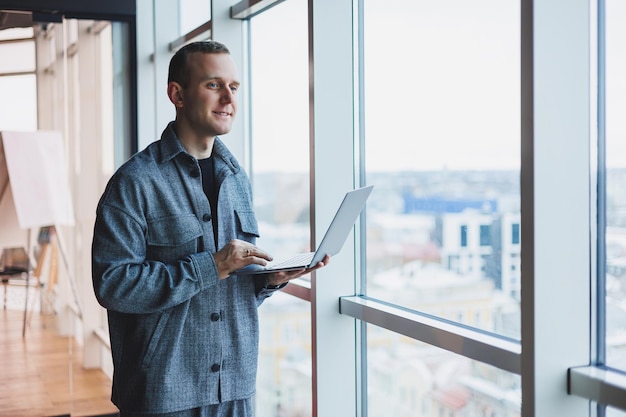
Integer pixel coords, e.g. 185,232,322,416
92,40,328,417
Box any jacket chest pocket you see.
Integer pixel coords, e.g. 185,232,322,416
146,214,202,262
235,209,260,240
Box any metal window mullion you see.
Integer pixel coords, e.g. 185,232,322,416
339,295,521,375
309,1,358,416
595,0,607,368
168,20,212,52
523,0,594,416
230,0,286,19
354,0,367,415
570,367,626,412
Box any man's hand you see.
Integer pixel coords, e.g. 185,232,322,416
265,254,331,287
214,239,273,279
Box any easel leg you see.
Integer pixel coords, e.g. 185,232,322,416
22,272,28,338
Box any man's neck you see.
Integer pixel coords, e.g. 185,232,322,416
173,122,215,159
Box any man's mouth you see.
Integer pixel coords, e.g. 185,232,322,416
214,111,231,117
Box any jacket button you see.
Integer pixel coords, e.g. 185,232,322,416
203,213,212,222
211,363,220,372
190,168,200,177
210,312,220,321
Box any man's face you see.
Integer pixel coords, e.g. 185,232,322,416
178,52,240,138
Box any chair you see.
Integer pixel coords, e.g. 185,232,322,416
0,238,49,337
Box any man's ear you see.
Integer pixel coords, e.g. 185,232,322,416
167,82,184,107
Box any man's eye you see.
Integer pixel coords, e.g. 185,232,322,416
208,82,219,88
230,85,239,94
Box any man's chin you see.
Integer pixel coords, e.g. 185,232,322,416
218,127,234,136
212,122,234,136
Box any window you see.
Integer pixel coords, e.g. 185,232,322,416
511,223,520,245
607,407,626,417
179,0,211,35
367,326,521,417
363,0,521,338
0,74,36,130
249,0,310,262
480,225,491,247
0,27,36,130
248,0,310,413
604,0,626,375
460,225,468,247
0,42,34,73
258,292,312,416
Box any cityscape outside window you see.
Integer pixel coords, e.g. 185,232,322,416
248,0,312,414
363,0,521,336
363,0,521,415
367,326,521,417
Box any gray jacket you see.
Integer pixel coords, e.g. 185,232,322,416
92,122,277,413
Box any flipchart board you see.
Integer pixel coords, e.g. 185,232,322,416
0,130,83,318
0,130,75,229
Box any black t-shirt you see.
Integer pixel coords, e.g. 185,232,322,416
198,156,219,248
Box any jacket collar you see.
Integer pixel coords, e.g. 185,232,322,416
157,121,241,174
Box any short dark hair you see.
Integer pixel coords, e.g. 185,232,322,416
167,40,231,87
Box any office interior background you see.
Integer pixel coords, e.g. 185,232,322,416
0,0,625,416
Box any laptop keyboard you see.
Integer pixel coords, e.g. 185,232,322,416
270,252,315,269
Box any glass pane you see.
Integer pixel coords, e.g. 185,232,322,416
257,291,312,417
0,74,36,130
0,40,35,73
605,0,626,369
367,325,521,417
608,406,626,417
179,0,211,35
363,0,521,338
249,0,310,263
249,1,311,416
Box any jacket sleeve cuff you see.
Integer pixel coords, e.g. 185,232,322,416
191,251,219,290
264,276,287,290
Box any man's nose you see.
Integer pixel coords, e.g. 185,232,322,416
221,88,235,103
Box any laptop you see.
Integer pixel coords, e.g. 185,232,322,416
236,185,374,275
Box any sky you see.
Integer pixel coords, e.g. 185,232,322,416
248,0,521,173
244,0,626,173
